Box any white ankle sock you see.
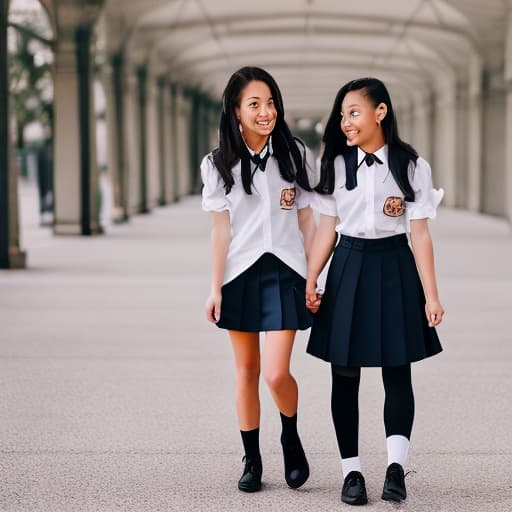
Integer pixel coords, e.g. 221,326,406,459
341,456,361,478
386,435,409,467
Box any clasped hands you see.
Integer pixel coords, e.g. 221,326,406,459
305,280,322,314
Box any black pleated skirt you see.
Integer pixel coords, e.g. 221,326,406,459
217,253,313,332
307,234,442,367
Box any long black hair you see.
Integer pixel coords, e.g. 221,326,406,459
212,66,310,194
317,77,417,200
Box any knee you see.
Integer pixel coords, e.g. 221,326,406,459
264,369,291,392
236,364,260,384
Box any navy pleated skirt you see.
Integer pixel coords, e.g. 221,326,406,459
217,253,313,332
307,234,442,367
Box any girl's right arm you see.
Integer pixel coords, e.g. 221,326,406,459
305,214,337,313
205,210,231,323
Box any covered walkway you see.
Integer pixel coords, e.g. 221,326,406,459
1,183,511,511
2,0,512,267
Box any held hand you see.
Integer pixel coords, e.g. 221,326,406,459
205,292,222,323
425,299,444,327
305,279,322,314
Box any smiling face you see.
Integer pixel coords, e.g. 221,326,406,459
235,80,277,152
340,89,387,153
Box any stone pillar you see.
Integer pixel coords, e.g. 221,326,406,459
157,77,166,205
8,116,26,267
136,65,149,213
505,9,512,222
162,81,175,204
411,90,433,164
124,69,140,214
176,85,191,197
432,76,457,207
105,53,129,222
188,89,201,193
169,83,178,201
455,82,468,208
53,25,101,235
467,53,483,212
0,0,10,267
208,101,220,151
145,74,159,210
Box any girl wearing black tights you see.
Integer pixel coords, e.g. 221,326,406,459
305,77,444,505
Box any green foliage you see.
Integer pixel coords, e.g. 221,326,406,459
8,22,53,148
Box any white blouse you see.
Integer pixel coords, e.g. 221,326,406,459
201,142,316,285
313,145,444,238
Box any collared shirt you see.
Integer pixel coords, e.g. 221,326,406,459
314,145,444,238
201,141,316,284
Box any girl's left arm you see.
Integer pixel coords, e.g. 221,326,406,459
298,206,316,262
410,219,444,327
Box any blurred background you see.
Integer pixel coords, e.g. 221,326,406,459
1,0,511,263
2,3,512,511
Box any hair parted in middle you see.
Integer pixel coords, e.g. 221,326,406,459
212,66,311,194
317,77,418,201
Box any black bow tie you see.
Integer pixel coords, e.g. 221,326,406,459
251,150,270,172
363,152,383,167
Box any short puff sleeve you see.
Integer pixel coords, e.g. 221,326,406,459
406,157,444,227
200,154,228,212
312,192,338,217
296,185,314,210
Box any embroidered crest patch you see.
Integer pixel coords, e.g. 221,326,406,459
280,187,296,209
383,196,405,217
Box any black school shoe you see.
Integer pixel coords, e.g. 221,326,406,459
341,471,368,506
281,438,310,489
381,462,407,502
238,455,262,492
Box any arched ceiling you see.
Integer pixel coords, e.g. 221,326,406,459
100,0,510,118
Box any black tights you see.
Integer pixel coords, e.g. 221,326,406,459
330,364,415,459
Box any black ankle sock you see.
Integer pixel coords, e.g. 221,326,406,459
241,428,260,459
280,412,299,446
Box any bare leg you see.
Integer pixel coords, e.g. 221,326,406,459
262,329,297,416
229,330,260,430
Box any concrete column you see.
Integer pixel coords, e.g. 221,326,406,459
188,89,201,193
455,82,468,208
176,85,191,197
208,102,219,151
53,26,101,235
411,90,432,163
157,77,166,205
505,9,512,222
161,81,175,203
433,75,457,207
145,74,160,209
136,65,149,213
0,0,10,267
104,54,129,222
467,53,483,212
124,69,140,214
170,82,179,201
397,100,414,146
481,70,506,216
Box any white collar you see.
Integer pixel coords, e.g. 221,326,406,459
244,135,273,157
357,144,388,166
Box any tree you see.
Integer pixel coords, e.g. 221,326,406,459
8,20,53,150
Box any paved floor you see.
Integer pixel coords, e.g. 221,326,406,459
1,180,512,511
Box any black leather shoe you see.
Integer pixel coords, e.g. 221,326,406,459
281,438,310,489
381,462,407,502
341,471,368,506
238,455,262,492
